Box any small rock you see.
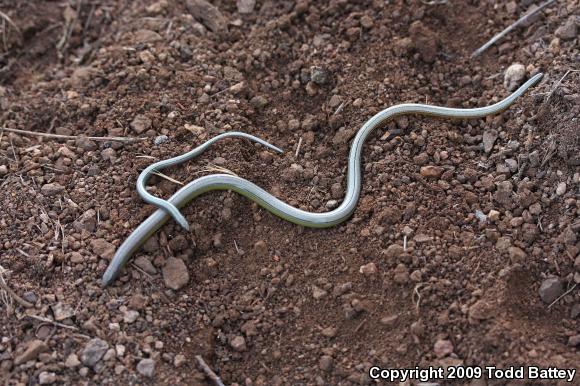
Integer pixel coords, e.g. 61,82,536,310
568,335,580,347
571,304,580,319
359,262,378,275
133,29,162,43
508,246,527,263
230,81,245,94
413,153,429,165
0,165,8,175
556,182,566,196
321,326,337,338
360,15,374,29
312,285,328,300
420,165,443,178
174,354,186,368
250,95,268,108
74,209,96,232
555,16,578,40
15,340,49,365
90,238,115,260
380,314,398,327
123,309,139,324
130,115,152,134
101,148,116,162
529,203,542,216
241,320,258,337
185,0,228,33
129,294,148,310
393,263,409,284
488,210,500,221
328,94,342,108
51,302,75,321
230,336,247,352
136,358,155,377
142,235,160,253
75,136,97,152
38,372,57,385
504,63,526,91
134,256,158,275
81,338,109,367
154,135,169,145
413,234,433,243
332,282,352,297
22,291,38,303
384,244,404,258
475,210,487,223
505,158,518,173
319,355,333,372
434,339,454,358
254,240,267,257
236,0,255,14
482,130,498,153
41,183,65,196
65,353,81,368
538,277,563,304
310,66,329,85
162,257,190,290
469,299,493,321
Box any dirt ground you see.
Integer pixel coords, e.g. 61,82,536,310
0,0,579,385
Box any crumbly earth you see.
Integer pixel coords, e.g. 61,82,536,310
0,0,579,385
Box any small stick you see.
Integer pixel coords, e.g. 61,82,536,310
26,314,79,330
548,283,577,310
471,0,557,58
0,277,33,308
295,137,302,158
195,355,226,386
1,127,147,142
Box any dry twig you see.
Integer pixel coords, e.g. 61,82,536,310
1,127,146,142
0,10,23,47
195,355,226,386
26,314,79,330
471,0,557,58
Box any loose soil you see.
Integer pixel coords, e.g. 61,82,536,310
0,0,578,385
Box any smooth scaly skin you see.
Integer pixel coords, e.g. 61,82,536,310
102,73,543,286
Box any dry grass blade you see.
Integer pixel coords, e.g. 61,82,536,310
152,171,184,186
0,265,33,308
545,69,579,103
548,284,577,309
201,163,238,176
0,10,23,40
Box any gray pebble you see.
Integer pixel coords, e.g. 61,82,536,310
538,277,563,304
154,135,169,145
